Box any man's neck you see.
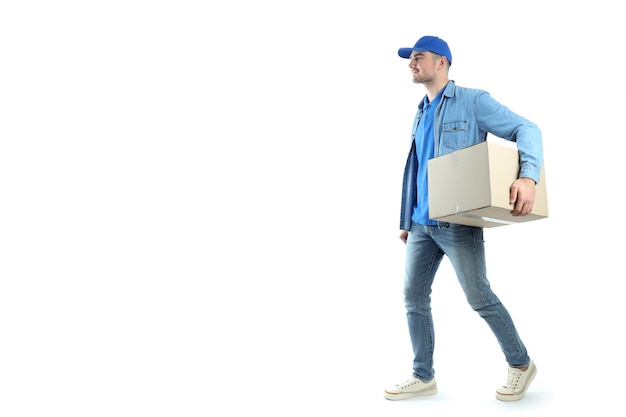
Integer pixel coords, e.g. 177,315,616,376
424,78,449,102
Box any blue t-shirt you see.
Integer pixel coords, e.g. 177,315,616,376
411,90,443,225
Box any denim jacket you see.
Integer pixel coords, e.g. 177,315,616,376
400,80,544,230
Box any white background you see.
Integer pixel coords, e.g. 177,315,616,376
1,1,624,416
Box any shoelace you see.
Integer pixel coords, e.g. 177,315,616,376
400,377,421,388
504,367,523,388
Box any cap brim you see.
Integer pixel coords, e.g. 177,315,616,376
398,47,427,59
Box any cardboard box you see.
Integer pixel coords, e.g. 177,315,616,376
427,137,548,227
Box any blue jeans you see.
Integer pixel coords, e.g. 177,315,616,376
404,222,529,380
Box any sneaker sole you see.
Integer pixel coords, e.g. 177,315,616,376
495,364,537,402
384,385,438,401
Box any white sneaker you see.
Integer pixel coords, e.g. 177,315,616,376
495,360,537,401
384,376,437,400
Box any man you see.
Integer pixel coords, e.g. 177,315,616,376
384,36,542,402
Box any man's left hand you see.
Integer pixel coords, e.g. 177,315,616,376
509,177,536,216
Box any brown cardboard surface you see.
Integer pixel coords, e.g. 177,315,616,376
427,138,548,228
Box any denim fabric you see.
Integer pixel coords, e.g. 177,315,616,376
399,80,543,231
404,222,529,380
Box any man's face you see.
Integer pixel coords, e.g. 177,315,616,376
408,51,438,84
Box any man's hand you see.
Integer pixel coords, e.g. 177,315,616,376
400,230,408,244
509,177,536,216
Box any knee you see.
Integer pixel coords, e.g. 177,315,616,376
468,297,501,313
404,292,431,315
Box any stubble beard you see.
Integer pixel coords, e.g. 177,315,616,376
412,73,434,85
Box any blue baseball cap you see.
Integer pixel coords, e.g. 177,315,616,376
398,36,452,63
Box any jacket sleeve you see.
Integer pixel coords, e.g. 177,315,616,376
474,92,544,183
400,141,417,230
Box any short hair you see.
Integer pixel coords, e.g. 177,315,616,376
431,52,452,68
